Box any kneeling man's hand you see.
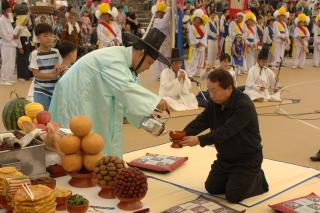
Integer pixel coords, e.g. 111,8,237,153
180,136,200,147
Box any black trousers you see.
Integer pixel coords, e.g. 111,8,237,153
205,153,269,203
17,37,33,80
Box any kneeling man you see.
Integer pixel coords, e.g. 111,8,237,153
181,69,269,203
159,48,198,111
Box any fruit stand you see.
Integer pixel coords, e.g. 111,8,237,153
0,94,153,212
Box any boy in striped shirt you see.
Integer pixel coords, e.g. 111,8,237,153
29,23,63,110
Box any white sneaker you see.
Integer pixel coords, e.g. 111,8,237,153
8,80,16,84
18,78,26,81
0,81,13,86
292,66,297,69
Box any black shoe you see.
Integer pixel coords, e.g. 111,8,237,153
310,151,320,161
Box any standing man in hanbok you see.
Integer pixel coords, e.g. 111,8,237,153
96,3,122,48
292,13,310,69
272,6,290,69
159,48,198,111
206,10,220,67
187,9,208,77
263,18,275,66
226,12,245,55
244,11,259,71
244,47,281,102
219,9,229,54
313,14,320,67
49,28,170,158
152,1,171,80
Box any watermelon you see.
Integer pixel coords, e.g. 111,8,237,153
2,92,31,130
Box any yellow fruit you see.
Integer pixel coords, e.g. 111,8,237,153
83,153,103,171
33,118,38,124
62,154,82,172
69,115,93,137
17,116,32,130
24,102,44,118
58,135,81,154
81,133,105,155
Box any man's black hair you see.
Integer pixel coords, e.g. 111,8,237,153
219,53,231,62
208,68,235,90
58,41,76,58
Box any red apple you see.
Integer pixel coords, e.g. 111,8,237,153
37,123,48,131
36,111,52,125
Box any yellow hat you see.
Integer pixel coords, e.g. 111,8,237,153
274,6,289,18
191,9,208,24
96,3,118,19
317,13,320,21
294,13,310,25
16,15,28,26
245,11,256,22
156,1,167,12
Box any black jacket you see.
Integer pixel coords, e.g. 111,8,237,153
184,89,262,161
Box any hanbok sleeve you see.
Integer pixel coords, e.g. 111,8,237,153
159,69,182,97
200,26,208,47
181,71,192,94
188,25,198,46
245,66,260,91
100,61,161,128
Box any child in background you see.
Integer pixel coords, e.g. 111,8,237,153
57,40,78,76
15,15,33,81
29,23,63,110
81,10,92,35
232,34,244,76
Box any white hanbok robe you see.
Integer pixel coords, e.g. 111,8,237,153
272,20,289,66
159,68,198,111
153,9,171,79
244,63,281,101
314,24,320,67
263,26,274,65
206,17,220,66
0,15,18,82
187,24,207,77
226,20,244,55
243,24,259,71
97,21,122,48
219,14,226,53
292,26,310,68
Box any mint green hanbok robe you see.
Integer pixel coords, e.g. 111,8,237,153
49,46,160,158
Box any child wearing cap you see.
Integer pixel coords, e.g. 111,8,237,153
232,34,245,76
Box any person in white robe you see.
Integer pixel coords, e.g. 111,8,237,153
225,12,245,56
0,1,20,85
152,1,171,80
244,47,281,102
96,3,122,48
314,14,320,67
219,10,228,54
263,18,275,66
243,11,259,72
292,13,310,69
206,10,219,67
187,8,208,77
272,6,290,68
159,48,198,111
